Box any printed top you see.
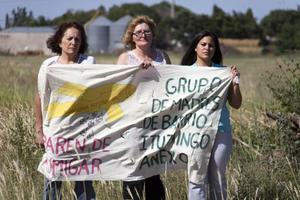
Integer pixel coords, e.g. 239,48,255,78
192,62,232,134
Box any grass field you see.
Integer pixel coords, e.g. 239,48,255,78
0,53,299,199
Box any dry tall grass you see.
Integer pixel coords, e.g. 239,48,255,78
220,38,262,54
0,54,299,199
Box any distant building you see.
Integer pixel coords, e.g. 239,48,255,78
0,27,54,55
108,15,132,53
86,16,112,54
0,15,132,55
86,15,132,54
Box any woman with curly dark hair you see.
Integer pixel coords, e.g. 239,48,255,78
35,21,95,200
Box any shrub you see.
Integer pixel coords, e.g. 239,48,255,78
265,58,300,114
263,58,300,160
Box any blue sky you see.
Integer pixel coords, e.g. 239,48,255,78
0,0,299,28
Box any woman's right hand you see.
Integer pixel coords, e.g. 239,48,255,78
140,58,153,69
35,130,45,149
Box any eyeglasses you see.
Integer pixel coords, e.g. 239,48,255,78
132,30,152,38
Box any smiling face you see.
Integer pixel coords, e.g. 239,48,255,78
59,27,81,57
132,23,153,49
195,36,216,66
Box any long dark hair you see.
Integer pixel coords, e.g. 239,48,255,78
47,21,88,54
180,31,222,65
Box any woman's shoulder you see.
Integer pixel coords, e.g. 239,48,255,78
212,63,224,68
117,51,129,64
119,51,129,57
41,56,59,67
38,56,58,80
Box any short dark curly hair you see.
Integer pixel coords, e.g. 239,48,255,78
47,21,88,54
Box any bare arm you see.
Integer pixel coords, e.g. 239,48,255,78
228,83,242,109
34,93,45,148
116,52,128,65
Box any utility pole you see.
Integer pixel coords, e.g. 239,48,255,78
170,0,175,18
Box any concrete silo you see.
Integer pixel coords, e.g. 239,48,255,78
86,16,112,54
108,15,132,53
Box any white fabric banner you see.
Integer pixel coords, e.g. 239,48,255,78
37,64,231,183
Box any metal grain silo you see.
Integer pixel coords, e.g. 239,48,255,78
109,15,132,53
86,16,112,54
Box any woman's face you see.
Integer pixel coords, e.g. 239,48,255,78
132,23,153,48
59,27,81,56
195,36,216,64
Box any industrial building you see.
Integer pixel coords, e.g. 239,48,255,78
0,27,54,55
0,15,132,55
86,15,132,54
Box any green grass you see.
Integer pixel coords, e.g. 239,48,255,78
0,54,299,199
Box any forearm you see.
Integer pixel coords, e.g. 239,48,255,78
34,93,46,147
34,94,43,136
228,83,242,109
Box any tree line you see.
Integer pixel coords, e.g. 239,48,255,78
3,2,300,53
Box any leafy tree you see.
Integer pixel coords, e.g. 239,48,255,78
233,9,262,38
261,10,300,52
172,10,212,47
97,5,107,16
52,9,97,25
209,6,262,39
5,7,35,27
5,7,52,27
106,2,177,49
151,1,191,19
151,1,198,49
107,3,160,23
2,3,276,51
261,10,297,37
34,16,50,26
5,14,10,28
210,5,227,36
276,23,300,51
155,17,173,49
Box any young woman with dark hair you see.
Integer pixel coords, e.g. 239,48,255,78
181,30,242,200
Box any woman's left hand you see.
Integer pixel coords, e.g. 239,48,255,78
228,65,242,109
231,65,240,77
231,65,240,85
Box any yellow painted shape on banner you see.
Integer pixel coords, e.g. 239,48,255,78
47,82,136,122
